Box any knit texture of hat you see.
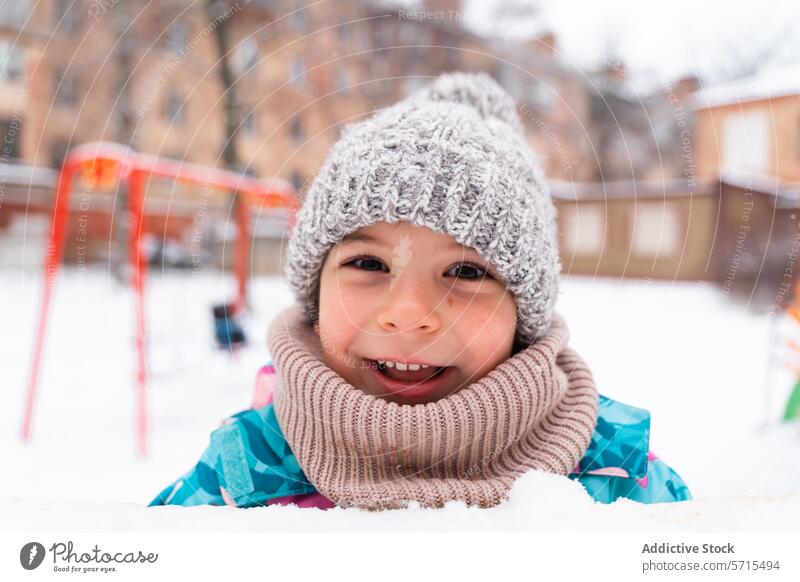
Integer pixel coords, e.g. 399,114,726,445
285,72,561,344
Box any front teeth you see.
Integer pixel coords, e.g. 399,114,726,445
377,360,430,370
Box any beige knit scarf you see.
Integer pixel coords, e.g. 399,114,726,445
267,305,599,510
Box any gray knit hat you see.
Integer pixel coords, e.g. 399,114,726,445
284,72,560,345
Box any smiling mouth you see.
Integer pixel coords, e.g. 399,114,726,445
364,359,451,384
364,359,458,402
375,361,448,382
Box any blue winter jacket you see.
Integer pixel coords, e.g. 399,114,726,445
149,385,693,508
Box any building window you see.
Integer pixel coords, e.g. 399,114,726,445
54,0,79,34
561,203,604,256
722,108,770,175
399,21,426,45
0,40,24,82
630,203,681,258
49,139,70,169
291,56,305,87
445,46,461,70
290,1,307,32
289,116,304,144
402,76,426,97
333,68,351,92
53,67,78,106
235,37,259,75
0,118,22,159
0,0,27,26
164,22,188,54
290,170,304,193
335,21,349,43
163,91,185,125
241,108,257,136
497,65,523,98
530,78,553,112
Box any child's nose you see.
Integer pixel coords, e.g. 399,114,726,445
375,283,442,335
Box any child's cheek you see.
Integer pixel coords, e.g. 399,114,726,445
454,294,516,348
332,286,374,323
319,288,369,353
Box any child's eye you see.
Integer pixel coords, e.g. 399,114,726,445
346,255,390,273
344,256,490,279
445,262,489,280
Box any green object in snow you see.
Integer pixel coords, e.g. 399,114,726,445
784,378,800,421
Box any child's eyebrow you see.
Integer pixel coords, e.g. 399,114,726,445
340,232,383,245
340,233,467,251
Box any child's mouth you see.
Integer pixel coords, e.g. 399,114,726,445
375,360,447,382
365,359,456,401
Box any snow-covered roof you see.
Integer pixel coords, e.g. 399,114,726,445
691,64,800,110
0,162,56,188
719,170,800,208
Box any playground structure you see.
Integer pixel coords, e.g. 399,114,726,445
21,142,298,456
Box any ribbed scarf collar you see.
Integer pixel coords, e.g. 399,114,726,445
267,305,599,510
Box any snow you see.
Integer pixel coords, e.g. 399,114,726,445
691,63,800,110
4,472,798,532
2,268,799,531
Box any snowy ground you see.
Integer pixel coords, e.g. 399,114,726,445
2,267,799,531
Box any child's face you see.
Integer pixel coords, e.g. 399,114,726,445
314,221,517,405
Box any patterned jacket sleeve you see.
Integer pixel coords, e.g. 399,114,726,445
148,442,227,507
574,452,692,504
148,405,317,508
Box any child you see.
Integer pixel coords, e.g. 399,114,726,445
149,73,692,510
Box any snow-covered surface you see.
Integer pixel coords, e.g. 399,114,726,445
2,268,799,531
4,471,798,533
691,63,800,109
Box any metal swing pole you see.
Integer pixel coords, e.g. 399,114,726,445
20,162,77,442
128,168,149,457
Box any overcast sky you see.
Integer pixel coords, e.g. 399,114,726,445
461,0,800,89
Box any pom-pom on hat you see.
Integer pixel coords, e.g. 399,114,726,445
285,72,561,345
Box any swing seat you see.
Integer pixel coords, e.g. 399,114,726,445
212,303,247,348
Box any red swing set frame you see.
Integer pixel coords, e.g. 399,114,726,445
21,142,298,456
